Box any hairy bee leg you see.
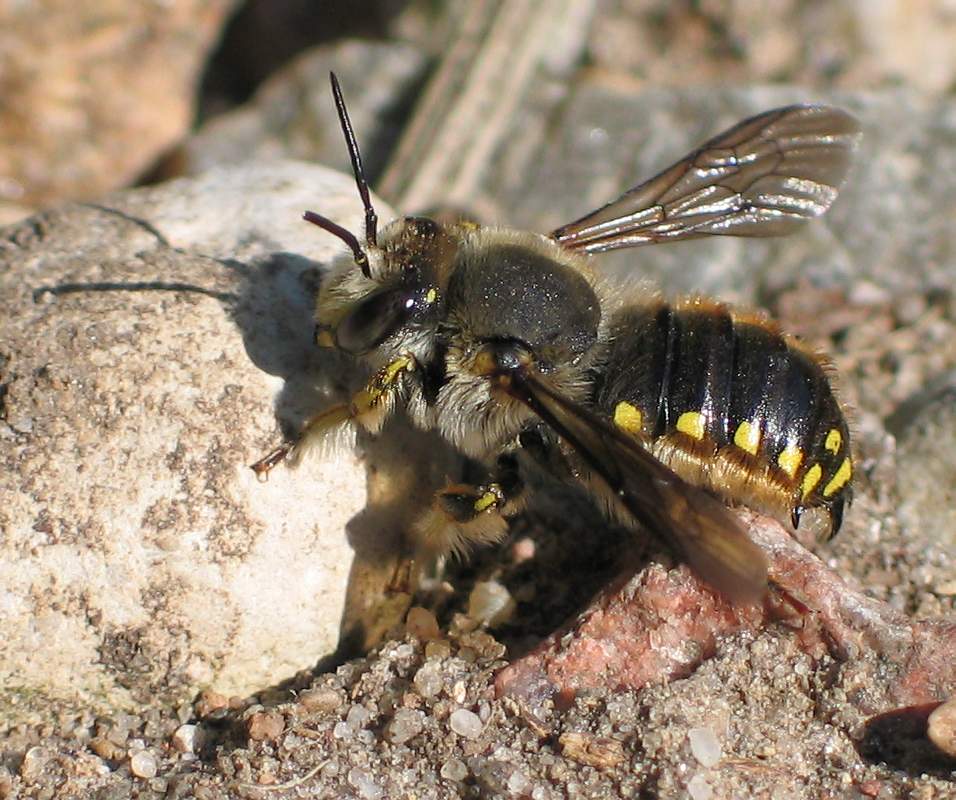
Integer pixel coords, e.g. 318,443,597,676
250,355,416,477
412,454,526,560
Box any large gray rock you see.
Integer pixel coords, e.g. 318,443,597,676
0,161,383,723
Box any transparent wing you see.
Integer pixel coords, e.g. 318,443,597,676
551,104,861,254
504,370,768,603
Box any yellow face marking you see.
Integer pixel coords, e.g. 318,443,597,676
676,411,705,440
613,401,643,434
733,420,761,455
823,457,852,497
825,428,842,454
777,445,804,478
425,288,438,304
801,464,822,499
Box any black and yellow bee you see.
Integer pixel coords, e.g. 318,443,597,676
254,74,860,602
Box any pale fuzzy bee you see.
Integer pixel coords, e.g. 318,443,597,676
254,74,861,602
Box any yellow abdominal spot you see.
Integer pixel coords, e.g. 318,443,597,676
825,428,842,454
733,420,761,455
823,457,852,497
801,464,822,499
425,288,438,304
676,411,705,440
613,401,643,434
777,445,804,478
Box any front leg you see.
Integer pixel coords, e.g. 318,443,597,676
251,354,417,476
412,452,527,560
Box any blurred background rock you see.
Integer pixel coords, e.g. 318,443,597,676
5,1,956,223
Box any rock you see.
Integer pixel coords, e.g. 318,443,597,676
297,687,343,714
246,710,285,742
888,374,956,551
183,39,429,186
404,606,441,641
449,708,482,739
466,580,516,627
496,511,956,716
0,1,239,223
687,727,722,768
170,724,202,754
558,732,626,769
928,697,956,759
439,757,468,781
384,708,424,745
128,749,158,779
0,160,387,724
589,2,956,94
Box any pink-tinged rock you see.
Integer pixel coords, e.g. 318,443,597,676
496,562,763,705
495,510,956,716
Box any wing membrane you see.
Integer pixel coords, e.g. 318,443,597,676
505,370,767,602
551,105,861,254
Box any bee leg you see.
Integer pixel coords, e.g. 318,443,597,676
250,354,417,477
412,453,526,560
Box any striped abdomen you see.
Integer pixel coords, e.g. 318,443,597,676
593,298,851,536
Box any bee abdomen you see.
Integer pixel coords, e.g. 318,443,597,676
594,299,851,537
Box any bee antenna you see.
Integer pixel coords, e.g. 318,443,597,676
329,72,378,248
303,211,371,279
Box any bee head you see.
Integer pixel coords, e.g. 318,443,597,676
306,74,451,360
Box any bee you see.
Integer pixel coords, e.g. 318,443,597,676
253,74,860,603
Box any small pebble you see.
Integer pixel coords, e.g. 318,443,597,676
558,732,625,769
928,697,956,758
688,727,722,767
414,662,444,699
386,709,424,745
195,690,228,718
424,639,452,659
510,536,536,563
171,725,201,754
405,606,441,640
346,705,371,729
129,750,157,779
449,708,483,739
298,687,342,714
246,711,285,742
507,769,531,795
348,767,383,800
19,747,50,780
440,758,468,782
687,773,713,800
89,737,124,761
467,581,516,627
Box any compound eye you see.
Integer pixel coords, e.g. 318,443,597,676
334,288,419,355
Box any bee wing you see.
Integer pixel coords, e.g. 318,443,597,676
551,104,861,254
506,370,767,603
